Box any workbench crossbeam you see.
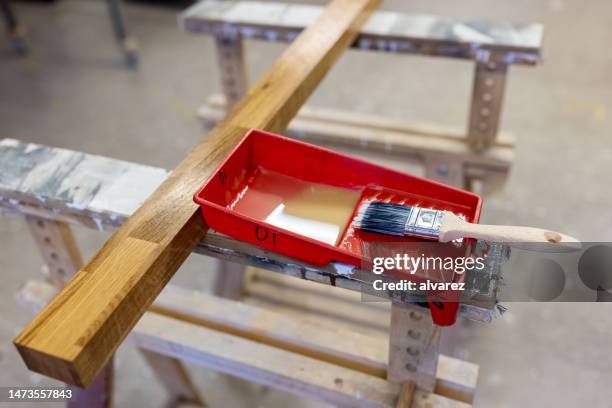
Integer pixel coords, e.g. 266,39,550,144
181,0,543,65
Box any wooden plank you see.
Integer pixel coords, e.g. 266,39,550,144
0,138,502,323
153,284,477,404
16,280,401,408
139,313,403,408
13,0,381,387
412,391,471,408
396,382,416,408
153,284,389,378
435,354,478,404
181,0,543,65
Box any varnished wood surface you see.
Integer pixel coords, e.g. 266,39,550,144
14,0,381,387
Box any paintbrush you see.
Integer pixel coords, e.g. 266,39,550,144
354,201,581,252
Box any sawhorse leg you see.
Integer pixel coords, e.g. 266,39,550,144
214,32,248,110
467,59,508,151
68,364,113,408
0,0,27,54
105,0,138,67
388,303,441,407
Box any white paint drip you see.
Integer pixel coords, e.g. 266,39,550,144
65,201,88,211
0,138,20,147
24,144,40,154
331,262,354,277
93,218,104,231
453,24,494,44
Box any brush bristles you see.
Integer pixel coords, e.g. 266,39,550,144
354,201,410,236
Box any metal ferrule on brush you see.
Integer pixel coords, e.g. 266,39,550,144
355,201,445,240
404,206,445,240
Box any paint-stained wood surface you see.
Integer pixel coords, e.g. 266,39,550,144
181,0,542,65
0,138,169,227
0,137,503,323
12,0,381,387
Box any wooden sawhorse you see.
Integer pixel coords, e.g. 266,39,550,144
182,0,543,192
0,138,501,407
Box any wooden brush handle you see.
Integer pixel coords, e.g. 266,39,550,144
439,213,581,252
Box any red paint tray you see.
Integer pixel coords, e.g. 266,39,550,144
194,129,482,324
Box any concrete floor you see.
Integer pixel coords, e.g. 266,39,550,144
1,0,611,407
